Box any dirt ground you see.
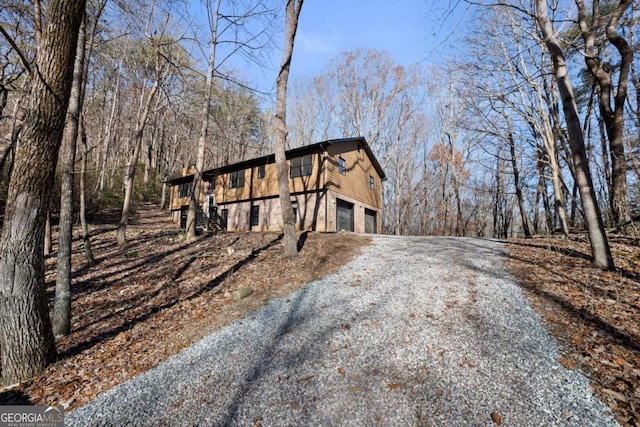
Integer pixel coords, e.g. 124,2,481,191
0,207,639,426
0,204,368,410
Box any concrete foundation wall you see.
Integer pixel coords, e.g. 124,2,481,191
220,192,329,233
325,190,382,234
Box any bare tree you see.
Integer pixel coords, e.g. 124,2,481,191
185,0,222,241
116,74,159,246
536,0,614,269
184,0,278,240
0,0,85,383
53,15,88,338
53,0,105,337
275,0,303,257
575,0,633,228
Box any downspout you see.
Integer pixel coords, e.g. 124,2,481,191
323,149,328,232
249,166,254,230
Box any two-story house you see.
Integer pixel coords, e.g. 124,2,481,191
167,137,386,233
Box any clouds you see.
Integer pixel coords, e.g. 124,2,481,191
297,30,338,57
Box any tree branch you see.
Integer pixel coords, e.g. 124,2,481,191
0,24,32,75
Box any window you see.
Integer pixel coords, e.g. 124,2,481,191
290,154,312,178
338,157,347,174
250,205,259,227
178,182,192,198
229,169,245,188
369,175,375,190
207,179,215,193
258,164,266,179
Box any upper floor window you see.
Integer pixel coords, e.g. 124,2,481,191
258,164,266,179
229,169,245,189
369,175,375,190
338,157,347,174
178,182,192,198
290,154,312,178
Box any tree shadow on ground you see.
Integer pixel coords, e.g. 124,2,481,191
499,239,640,353
501,238,639,281
59,234,283,360
0,389,33,405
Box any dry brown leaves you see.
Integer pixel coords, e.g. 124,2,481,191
0,204,368,410
504,234,640,426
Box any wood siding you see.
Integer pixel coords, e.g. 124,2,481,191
324,140,383,210
215,152,323,204
167,138,385,233
168,180,208,211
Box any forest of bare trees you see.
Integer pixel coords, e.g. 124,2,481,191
0,0,639,381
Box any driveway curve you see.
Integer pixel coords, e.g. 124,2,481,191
67,235,617,426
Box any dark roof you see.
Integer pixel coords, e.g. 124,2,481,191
166,137,386,185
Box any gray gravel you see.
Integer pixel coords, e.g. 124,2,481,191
67,235,618,426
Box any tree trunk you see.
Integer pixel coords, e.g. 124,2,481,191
79,119,96,266
44,210,52,256
0,89,27,179
116,79,159,246
536,0,614,270
54,16,87,338
274,0,303,257
0,0,85,384
506,118,531,238
186,0,221,242
543,75,570,236
576,0,633,227
95,59,121,198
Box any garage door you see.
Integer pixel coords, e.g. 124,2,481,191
336,199,354,232
365,208,377,234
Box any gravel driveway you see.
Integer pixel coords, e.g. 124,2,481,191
67,235,618,426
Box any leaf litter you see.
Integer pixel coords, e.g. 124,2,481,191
505,234,640,426
0,204,367,410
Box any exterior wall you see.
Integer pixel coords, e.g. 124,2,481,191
324,140,383,210
220,191,329,232
325,189,382,234
167,139,385,234
168,179,208,211
215,152,323,204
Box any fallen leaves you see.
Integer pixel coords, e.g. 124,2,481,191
0,204,368,410
490,411,502,425
505,235,640,426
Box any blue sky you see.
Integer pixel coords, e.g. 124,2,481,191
194,0,475,98
289,0,473,82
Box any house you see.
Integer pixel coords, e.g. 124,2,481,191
166,137,386,233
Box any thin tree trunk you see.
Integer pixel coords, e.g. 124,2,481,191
274,0,303,257
116,79,159,246
505,118,531,238
44,210,52,255
79,119,96,266
0,0,85,384
0,88,27,178
543,75,570,236
53,16,87,338
536,0,614,270
186,0,221,241
533,157,544,234
95,59,121,197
